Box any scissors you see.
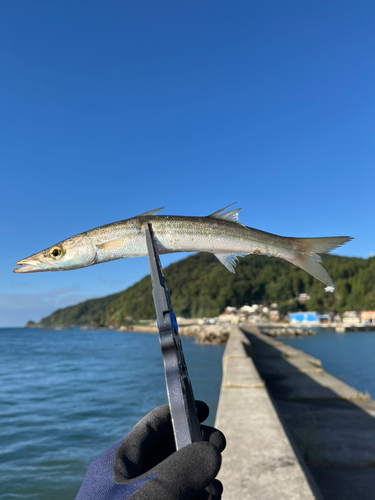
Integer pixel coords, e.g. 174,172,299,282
144,223,202,450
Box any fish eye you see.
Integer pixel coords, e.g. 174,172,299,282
50,246,63,259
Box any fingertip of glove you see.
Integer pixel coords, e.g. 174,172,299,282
195,400,209,423
187,441,222,477
208,479,224,499
201,426,226,453
141,441,223,499
212,432,226,454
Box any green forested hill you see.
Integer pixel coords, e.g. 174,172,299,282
38,253,375,327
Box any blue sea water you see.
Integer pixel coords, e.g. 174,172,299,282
0,328,224,500
280,327,375,399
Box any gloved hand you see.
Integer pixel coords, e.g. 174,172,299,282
75,400,226,500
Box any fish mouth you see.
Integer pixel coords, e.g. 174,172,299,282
14,257,45,273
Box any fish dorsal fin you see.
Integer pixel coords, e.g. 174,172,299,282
138,207,164,217
214,253,247,273
208,204,242,224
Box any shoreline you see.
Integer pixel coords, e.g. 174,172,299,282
118,322,231,344
25,321,375,344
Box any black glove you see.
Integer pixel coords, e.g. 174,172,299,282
75,400,226,500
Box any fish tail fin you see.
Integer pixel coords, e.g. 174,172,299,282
287,236,353,292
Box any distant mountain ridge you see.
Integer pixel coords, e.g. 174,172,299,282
37,253,375,327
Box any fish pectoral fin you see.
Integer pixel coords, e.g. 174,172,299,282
138,207,165,216
214,253,247,273
208,204,243,224
96,240,123,250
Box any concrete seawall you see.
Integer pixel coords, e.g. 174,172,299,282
216,325,375,500
215,326,321,499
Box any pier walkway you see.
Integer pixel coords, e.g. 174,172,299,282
215,326,321,500
215,326,375,500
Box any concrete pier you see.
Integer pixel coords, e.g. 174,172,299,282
237,326,375,500
215,326,321,499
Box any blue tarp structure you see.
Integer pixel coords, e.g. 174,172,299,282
289,312,319,323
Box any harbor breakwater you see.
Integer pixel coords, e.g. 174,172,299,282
216,325,375,500
118,321,231,344
118,321,315,343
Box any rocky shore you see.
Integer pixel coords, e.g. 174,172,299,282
30,321,315,343
259,327,316,337
117,321,230,344
178,324,230,344
118,322,316,342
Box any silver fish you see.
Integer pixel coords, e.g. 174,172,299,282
14,205,352,291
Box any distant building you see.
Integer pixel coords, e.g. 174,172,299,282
361,311,375,325
289,312,319,324
239,305,253,315
246,314,263,324
298,293,311,304
318,314,332,324
342,311,361,326
269,310,280,321
288,312,332,325
334,313,342,323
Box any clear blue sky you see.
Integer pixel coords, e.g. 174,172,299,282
1,1,374,326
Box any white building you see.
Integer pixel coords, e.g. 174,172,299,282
342,311,361,326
